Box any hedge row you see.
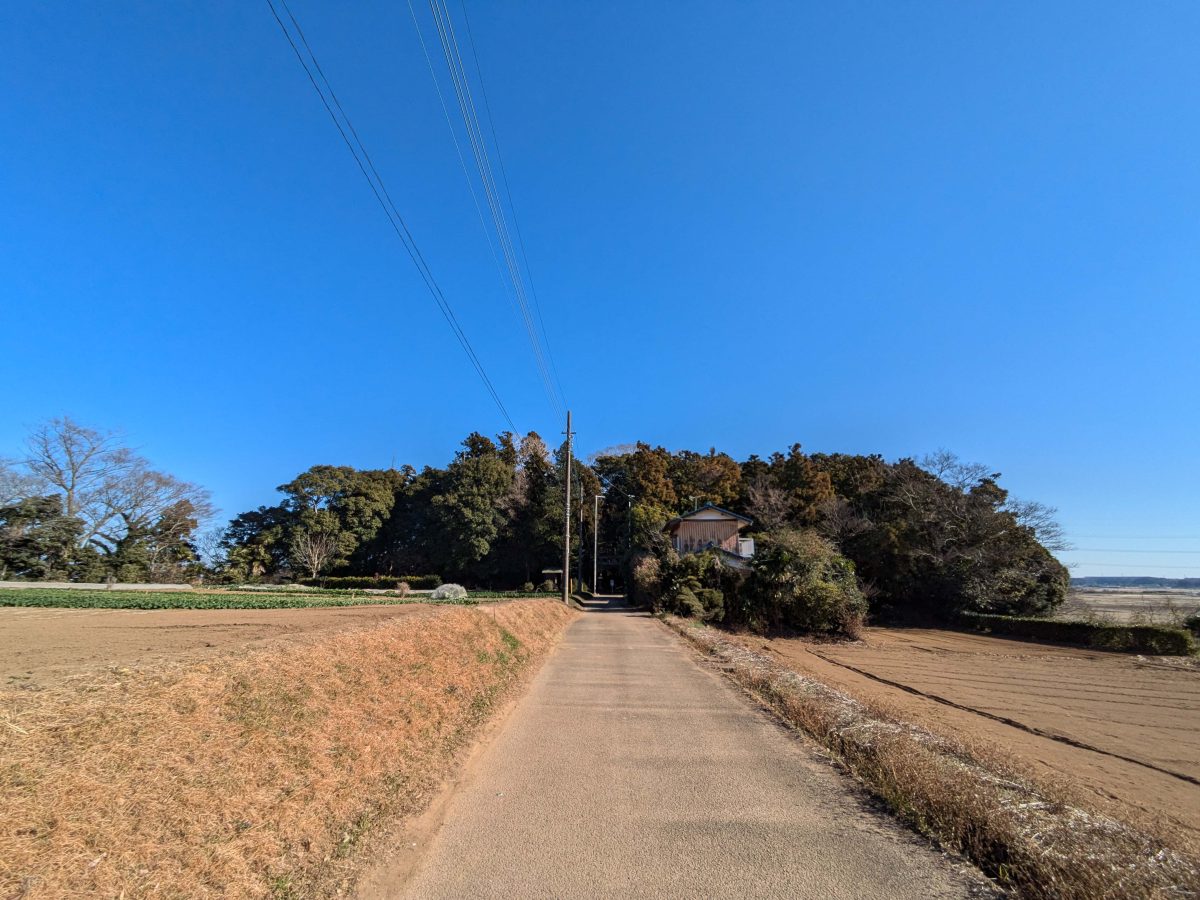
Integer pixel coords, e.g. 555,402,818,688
300,575,442,590
958,611,1196,656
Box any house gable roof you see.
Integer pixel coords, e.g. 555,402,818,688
664,503,753,533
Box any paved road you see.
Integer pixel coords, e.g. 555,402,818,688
381,601,989,899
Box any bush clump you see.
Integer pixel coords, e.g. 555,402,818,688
628,552,663,608
430,583,468,602
1185,614,1200,637
660,552,728,622
959,611,1196,656
748,529,867,638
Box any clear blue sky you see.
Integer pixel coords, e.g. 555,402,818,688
2,2,1197,576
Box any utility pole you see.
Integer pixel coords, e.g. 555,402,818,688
593,494,602,595
577,500,584,592
561,410,572,605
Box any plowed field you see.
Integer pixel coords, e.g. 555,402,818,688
740,628,1200,848
0,603,441,688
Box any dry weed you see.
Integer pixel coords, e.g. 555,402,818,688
0,600,576,899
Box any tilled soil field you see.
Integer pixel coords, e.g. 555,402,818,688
0,604,443,688
739,627,1200,849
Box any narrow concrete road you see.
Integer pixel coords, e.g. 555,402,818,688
384,602,989,899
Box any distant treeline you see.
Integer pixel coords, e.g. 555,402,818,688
1071,576,1200,589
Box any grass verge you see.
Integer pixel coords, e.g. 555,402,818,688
664,616,1199,899
0,600,576,898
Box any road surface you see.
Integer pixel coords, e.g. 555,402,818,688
363,600,990,899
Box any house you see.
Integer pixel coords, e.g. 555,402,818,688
664,504,755,559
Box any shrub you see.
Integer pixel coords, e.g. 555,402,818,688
396,582,410,598
749,529,866,638
521,582,535,593
537,579,556,593
958,612,1196,656
674,583,706,619
430,583,468,602
695,588,725,622
300,575,441,590
1186,614,1200,637
628,552,664,608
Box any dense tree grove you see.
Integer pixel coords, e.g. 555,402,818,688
0,418,1069,630
597,442,1068,629
216,431,598,590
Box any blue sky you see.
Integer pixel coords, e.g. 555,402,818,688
2,2,1197,576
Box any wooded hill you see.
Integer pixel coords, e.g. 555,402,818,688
0,419,1070,630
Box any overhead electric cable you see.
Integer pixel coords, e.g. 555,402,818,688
404,0,513,301
415,0,565,417
266,0,517,432
1069,548,1200,554
457,0,566,405
429,0,559,415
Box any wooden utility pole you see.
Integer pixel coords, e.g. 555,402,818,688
593,494,602,596
561,409,573,605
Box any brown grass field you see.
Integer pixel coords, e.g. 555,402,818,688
735,627,1200,850
1060,588,1200,624
0,599,577,899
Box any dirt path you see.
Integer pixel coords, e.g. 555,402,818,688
741,628,1200,848
0,604,441,688
358,603,991,899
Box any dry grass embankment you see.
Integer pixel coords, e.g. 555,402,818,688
1,600,576,899
666,617,1200,900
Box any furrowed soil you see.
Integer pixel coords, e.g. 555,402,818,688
0,599,577,899
736,627,1200,851
0,603,445,689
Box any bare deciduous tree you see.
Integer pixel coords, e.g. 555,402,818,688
816,497,872,542
23,416,133,545
94,460,215,551
920,449,996,491
195,526,228,571
0,457,41,507
1005,498,1070,552
745,475,789,530
290,530,339,581
21,417,214,555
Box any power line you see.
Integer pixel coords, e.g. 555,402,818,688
457,0,567,407
266,0,517,432
427,0,560,415
1068,534,1200,540
412,0,565,418
1065,562,1200,570
1067,548,1200,554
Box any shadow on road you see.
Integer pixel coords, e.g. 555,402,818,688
575,594,644,614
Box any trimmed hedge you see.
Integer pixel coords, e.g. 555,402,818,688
958,611,1196,656
300,575,442,590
